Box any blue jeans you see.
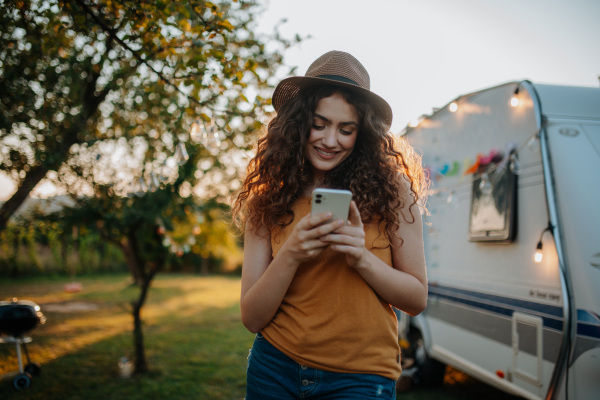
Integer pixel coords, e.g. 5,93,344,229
245,333,396,400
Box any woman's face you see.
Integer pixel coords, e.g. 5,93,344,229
304,92,359,182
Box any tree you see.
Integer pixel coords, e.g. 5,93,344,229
0,0,296,231
52,149,203,373
1,0,298,373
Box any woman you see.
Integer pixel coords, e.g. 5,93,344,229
232,50,428,399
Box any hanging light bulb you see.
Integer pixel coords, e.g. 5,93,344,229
449,102,458,113
408,118,420,128
446,190,459,208
479,173,493,195
408,115,426,128
509,87,520,108
533,223,553,264
175,142,189,165
509,153,520,174
534,241,543,263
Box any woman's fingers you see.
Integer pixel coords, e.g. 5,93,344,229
284,213,348,262
298,212,345,238
317,202,367,266
347,201,363,228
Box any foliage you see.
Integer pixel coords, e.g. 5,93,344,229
0,216,128,277
0,0,298,230
0,205,243,278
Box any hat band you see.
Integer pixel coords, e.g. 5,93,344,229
316,74,359,87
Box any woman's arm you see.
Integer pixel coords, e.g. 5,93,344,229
323,201,428,316
240,212,347,333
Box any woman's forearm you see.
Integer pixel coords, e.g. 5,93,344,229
240,247,300,333
354,250,428,316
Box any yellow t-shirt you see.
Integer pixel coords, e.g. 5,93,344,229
261,197,402,380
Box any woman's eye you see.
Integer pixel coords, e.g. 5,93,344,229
312,124,325,130
340,129,353,135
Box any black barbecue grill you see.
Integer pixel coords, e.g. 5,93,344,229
0,298,46,389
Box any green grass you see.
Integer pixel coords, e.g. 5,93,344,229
0,274,519,399
1,274,251,400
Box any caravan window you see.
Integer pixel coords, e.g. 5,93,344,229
468,161,517,242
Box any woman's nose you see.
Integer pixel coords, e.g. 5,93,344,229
321,128,337,147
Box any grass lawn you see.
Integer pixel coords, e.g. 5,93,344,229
0,274,519,399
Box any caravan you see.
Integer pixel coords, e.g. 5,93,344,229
401,81,600,399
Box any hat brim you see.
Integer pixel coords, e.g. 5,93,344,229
272,76,393,129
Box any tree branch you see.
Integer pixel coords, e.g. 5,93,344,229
73,0,209,108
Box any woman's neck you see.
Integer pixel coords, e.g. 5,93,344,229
302,178,325,197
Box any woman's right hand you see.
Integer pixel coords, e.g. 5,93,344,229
240,211,345,333
282,212,346,264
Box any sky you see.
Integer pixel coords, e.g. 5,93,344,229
1,0,599,200
255,0,600,133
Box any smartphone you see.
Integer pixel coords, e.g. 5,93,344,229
311,188,352,223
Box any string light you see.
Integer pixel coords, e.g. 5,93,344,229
446,190,456,205
509,153,520,174
449,102,458,113
534,223,553,263
445,190,460,209
478,173,493,195
408,118,421,128
428,130,537,202
534,242,543,263
509,87,520,108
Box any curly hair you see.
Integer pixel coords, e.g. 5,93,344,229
232,85,428,243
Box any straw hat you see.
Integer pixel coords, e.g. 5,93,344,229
272,50,393,128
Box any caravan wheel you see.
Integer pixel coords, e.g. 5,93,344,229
409,331,446,387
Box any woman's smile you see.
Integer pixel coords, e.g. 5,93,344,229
314,146,339,159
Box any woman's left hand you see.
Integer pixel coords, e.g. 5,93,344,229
321,201,368,269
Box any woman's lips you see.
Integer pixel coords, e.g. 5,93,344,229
314,147,338,159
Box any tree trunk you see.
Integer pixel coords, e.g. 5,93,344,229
0,165,49,232
119,239,144,285
10,231,19,277
125,228,164,374
131,276,151,374
201,256,210,275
